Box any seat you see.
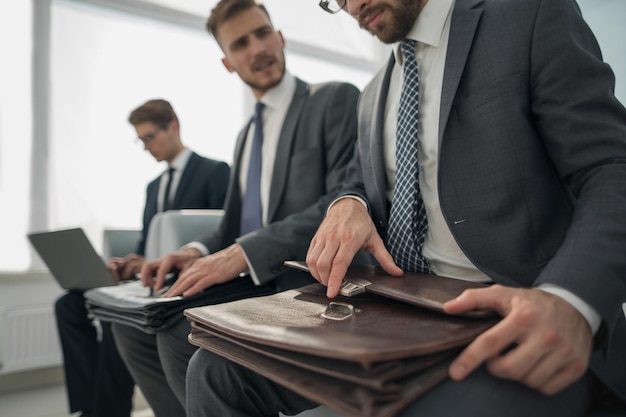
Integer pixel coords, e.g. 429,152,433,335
102,228,141,259
144,209,224,260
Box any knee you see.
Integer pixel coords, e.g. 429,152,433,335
54,291,86,318
186,349,226,389
187,349,211,378
110,322,131,349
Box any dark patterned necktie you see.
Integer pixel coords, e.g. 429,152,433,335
387,39,431,274
162,166,175,212
240,101,265,235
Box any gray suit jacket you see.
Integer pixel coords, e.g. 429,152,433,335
341,0,626,401
199,78,359,291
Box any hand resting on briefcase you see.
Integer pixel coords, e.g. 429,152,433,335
185,279,499,417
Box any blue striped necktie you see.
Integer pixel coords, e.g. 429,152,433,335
387,39,432,274
240,101,265,235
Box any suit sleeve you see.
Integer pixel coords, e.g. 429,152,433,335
237,83,360,284
206,161,230,209
193,128,249,254
527,0,626,323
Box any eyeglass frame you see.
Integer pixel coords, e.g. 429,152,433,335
137,126,164,145
319,0,346,14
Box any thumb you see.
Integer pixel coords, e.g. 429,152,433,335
369,236,403,276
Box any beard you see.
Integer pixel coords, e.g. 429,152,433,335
241,56,286,95
358,0,424,44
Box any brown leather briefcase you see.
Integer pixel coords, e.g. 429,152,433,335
185,266,498,417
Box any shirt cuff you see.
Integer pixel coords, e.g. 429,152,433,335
180,241,209,257
538,284,602,335
327,195,368,215
239,246,258,285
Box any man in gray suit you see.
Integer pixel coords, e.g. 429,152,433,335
111,1,360,416
186,0,626,416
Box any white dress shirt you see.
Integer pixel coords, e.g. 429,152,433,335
238,71,296,226
184,73,297,284
381,0,599,332
157,147,192,212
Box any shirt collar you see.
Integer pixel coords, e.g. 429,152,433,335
258,70,296,112
169,147,192,172
393,0,455,64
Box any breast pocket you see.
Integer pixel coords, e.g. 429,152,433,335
455,74,524,115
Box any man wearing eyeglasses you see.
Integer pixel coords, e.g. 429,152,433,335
54,98,230,417
185,0,626,416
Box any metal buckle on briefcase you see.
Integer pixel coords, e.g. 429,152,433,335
321,301,358,320
339,277,371,297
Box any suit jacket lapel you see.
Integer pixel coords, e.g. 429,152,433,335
439,0,483,142
366,54,396,225
227,125,251,230
267,78,309,222
173,152,197,207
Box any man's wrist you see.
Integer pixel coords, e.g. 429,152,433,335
327,195,368,215
538,284,601,335
181,242,209,257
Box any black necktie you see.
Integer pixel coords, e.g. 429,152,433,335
163,166,175,212
240,102,264,235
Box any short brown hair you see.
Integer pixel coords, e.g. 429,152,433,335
206,0,272,40
128,99,178,129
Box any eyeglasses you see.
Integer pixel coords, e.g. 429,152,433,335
137,127,163,144
319,0,346,14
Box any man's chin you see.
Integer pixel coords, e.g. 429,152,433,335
365,25,404,44
248,75,283,94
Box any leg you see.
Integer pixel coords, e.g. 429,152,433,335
92,321,135,417
186,349,318,417
395,365,593,417
112,323,185,417
54,291,98,414
155,318,198,407
187,349,593,417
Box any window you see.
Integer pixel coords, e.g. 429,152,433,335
0,1,33,271
48,1,245,252
0,0,382,272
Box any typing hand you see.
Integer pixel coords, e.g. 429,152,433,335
164,243,248,298
108,253,144,282
306,198,402,298
139,248,202,291
444,285,592,395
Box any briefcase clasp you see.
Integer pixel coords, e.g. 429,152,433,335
339,277,371,297
322,301,359,320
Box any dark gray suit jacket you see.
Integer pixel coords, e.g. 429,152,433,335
199,78,360,291
137,152,230,255
341,0,626,401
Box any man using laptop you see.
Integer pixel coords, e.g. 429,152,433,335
54,99,230,417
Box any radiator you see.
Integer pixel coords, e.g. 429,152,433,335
0,304,62,374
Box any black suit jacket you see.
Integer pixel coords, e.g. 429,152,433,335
136,151,230,255
341,0,626,400
198,78,360,291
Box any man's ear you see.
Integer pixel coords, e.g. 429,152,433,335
167,118,180,134
277,30,286,48
222,57,234,73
